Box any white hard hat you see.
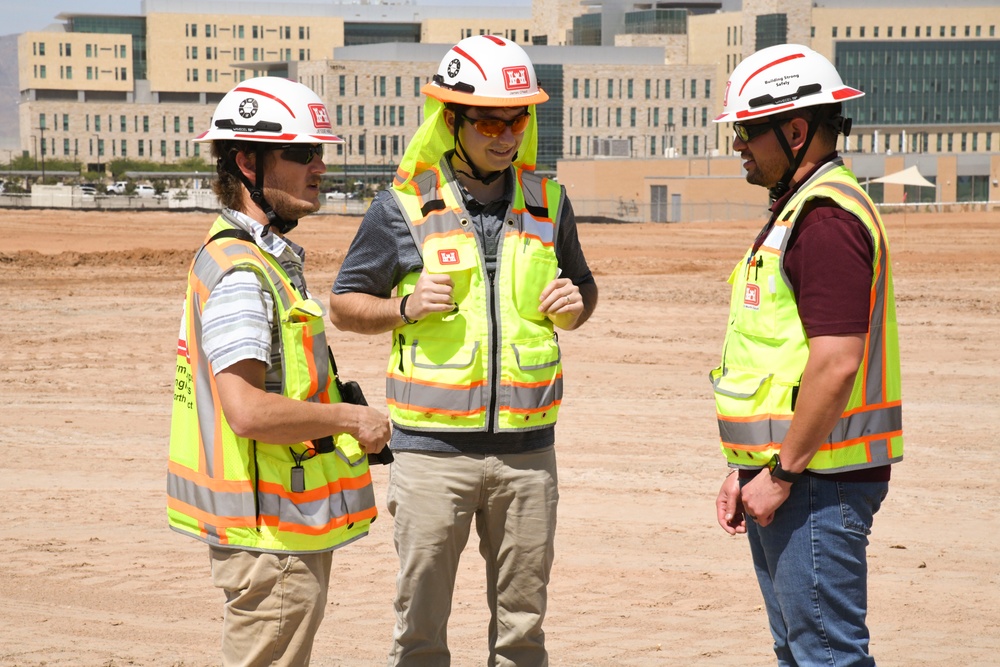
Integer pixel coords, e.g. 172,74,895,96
714,44,863,123
423,35,549,107
195,76,342,143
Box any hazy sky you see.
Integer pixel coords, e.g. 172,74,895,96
0,0,529,37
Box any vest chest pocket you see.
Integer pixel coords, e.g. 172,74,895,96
732,257,780,340
281,299,328,400
510,251,559,322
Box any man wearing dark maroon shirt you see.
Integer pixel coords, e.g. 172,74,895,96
710,44,903,666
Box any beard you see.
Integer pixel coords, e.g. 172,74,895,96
263,186,320,221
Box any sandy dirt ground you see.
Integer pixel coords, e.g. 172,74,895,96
1,205,998,666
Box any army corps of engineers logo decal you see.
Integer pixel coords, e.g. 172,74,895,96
239,98,258,119
447,59,461,78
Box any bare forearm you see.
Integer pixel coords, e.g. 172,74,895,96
329,291,403,335
779,334,865,472
215,360,390,450
228,391,369,444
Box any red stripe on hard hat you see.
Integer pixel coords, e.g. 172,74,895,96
452,46,487,80
233,85,296,118
739,53,805,96
833,87,863,99
484,35,506,45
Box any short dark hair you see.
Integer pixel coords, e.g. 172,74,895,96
211,140,274,211
781,103,847,146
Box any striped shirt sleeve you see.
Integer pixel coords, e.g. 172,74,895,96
202,268,275,375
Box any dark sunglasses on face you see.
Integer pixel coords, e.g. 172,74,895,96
276,143,324,164
462,113,531,138
733,117,790,143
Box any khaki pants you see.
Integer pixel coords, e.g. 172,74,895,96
386,447,558,667
209,546,333,667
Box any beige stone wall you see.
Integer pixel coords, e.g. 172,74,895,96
144,12,344,94
421,19,531,45
19,97,217,167
741,0,812,55
613,34,688,64
563,63,719,160
533,0,588,45
557,155,764,221
18,32,133,93
298,59,430,174
810,6,1000,61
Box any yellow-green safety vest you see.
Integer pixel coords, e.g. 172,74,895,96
710,160,903,473
387,161,564,432
168,216,376,553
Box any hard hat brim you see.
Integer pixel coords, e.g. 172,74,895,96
422,82,549,107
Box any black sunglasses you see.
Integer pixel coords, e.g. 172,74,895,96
733,117,791,143
275,143,324,164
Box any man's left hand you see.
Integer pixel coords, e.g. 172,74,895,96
539,278,583,327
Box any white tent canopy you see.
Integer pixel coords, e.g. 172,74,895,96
870,165,936,188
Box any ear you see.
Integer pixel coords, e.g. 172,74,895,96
443,108,457,134
234,149,258,182
787,117,811,152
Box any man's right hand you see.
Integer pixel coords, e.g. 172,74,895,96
351,404,392,454
408,270,456,320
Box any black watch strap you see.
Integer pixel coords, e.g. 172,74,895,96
769,454,802,483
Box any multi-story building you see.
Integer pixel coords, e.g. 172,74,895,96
16,0,1000,198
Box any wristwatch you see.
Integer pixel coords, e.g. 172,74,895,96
767,453,802,483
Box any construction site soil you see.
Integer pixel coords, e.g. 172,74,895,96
1,207,997,666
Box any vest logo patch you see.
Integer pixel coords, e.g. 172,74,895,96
743,283,760,310
438,249,460,265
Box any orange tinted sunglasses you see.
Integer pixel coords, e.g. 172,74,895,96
462,113,531,138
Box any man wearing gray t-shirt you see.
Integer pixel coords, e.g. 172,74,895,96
329,36,597,667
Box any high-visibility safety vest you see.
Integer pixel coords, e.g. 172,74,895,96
168,215,377,553
710,160,903,472
387,161,564,432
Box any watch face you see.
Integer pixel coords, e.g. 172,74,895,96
767,453,779,472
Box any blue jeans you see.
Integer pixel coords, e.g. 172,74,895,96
743,476,889,667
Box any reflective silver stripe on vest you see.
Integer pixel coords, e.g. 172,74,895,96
257,484,376,528
718,404,901,447
386,375,486,413
168,471,254,520
191,307,220,476
813,181,890,408
521,213,554,244
506,378,563,411
168,468,375,531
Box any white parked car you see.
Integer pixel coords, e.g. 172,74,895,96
135,184,156,197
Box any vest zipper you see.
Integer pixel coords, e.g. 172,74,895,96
252,439,261,532
487,267,498,433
